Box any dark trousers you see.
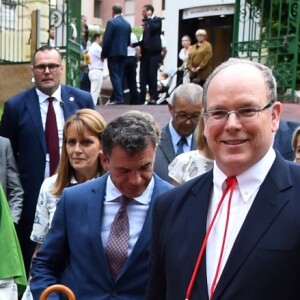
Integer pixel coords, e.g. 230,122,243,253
123,56,138,104
107,56,126,102
17,218,36,278
139,52,161,104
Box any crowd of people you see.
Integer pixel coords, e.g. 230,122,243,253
1,3,300,300
76,4,213,106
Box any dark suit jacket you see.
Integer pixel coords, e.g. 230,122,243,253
154,124,197,183
30,173,172,299
101,15,131,59
274,119,300,161
0,85,94,226
137,16,162,55
0,136,23,224
147,153,300,300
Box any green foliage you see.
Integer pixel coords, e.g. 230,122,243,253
132,27,143,40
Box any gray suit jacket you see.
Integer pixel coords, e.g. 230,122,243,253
154,124,197,183
0,136,23,223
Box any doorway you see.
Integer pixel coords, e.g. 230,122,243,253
178,13,233,71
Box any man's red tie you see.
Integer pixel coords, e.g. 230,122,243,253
185,177,237,300
45,97,59,176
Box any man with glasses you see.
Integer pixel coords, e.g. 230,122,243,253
0,45,93,277
154,83,202,183
147,59,300,300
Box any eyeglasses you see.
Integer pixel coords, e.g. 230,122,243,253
174,112,201,123
33,64,61,73
203,102,274,123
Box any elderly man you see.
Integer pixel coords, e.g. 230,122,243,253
154,83,202,183
147,59,300,300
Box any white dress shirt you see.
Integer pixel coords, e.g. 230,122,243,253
206,147,276,295
101,175,154,256
37,86,64,178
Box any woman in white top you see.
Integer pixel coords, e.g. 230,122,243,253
178,35,191,84
22,109,106,300
168,114,214,185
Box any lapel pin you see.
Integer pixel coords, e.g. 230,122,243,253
69,97,75,102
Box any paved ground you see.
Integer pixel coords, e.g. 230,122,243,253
96,102,300,127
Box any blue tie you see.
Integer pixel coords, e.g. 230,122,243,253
176,137,187,156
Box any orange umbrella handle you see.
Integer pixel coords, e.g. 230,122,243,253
40,284,76,300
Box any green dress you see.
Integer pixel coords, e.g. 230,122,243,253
0,184,27,295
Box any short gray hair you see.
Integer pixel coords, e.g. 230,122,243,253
170,83,203,108
202,58,277,110
102,114,157,158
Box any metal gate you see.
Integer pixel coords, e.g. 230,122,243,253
49,0,82,87
0,0,81,87
232,0,300,101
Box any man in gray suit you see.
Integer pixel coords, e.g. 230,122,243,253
154,83,202,183
0,136,23,225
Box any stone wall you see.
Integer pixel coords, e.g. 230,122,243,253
0,64,32,104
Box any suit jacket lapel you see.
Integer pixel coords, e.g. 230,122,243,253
25,88,45,152
159,125,176,164
213,155,292,299
188,172,212,300
87,174,112,280
61,85,74,120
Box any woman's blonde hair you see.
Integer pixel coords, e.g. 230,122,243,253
196,116,213,159
51,109,106,196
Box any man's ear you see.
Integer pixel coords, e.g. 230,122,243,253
99,150,109,171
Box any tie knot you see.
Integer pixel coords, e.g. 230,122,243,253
178,137,187,147
48,97,54,104
119,195,131,207
176,137,187,156
226,177,237,188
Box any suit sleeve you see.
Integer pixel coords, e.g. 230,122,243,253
5,139,23,224
0,101,19,157
74,88,94,110
101,20,113,59
30,192,69,299
146,17,162,32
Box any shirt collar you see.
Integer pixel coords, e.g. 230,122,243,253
105,175,154,205
168,120,193,148
213,147,276,203
36,85,62,104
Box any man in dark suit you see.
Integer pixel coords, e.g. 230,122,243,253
136,4,162,105
30,114,172,299
0,45,94,276
147,59,300,300
154,83,202,183
101,4,131,105
274,118,300,160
